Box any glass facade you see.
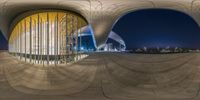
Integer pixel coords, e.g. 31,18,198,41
9,11,87,65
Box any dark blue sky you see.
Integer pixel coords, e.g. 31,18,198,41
0,31,7,50
113,9,200,50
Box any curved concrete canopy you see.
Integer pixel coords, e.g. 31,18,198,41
0,0,200,48
107,31,126,50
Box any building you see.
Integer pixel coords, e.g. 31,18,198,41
0,0,199,64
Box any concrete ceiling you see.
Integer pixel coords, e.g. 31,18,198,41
0,0,200,48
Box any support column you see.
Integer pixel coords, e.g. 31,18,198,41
42,19,44,66
56,13,59,65
76,17,78,61
17,27,19,57
34,20,37,63
25,19,27,62
50,20,54,64
72,15,74,61
80,20,82,53
57,15,59,65
37,14,40,64
65,14,68,64
47,13,50,65
54,13,58,66
30,17,32,63
40,17,43,64
20,23,22,60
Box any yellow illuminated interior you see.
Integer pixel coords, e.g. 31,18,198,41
9,11,87,65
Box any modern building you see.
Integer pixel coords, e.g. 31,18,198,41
0,0,200,48
0,0,199,53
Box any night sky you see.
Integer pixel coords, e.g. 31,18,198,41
0,31,8,50
113,9,200,50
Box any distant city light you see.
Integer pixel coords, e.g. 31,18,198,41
80,47,84,50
